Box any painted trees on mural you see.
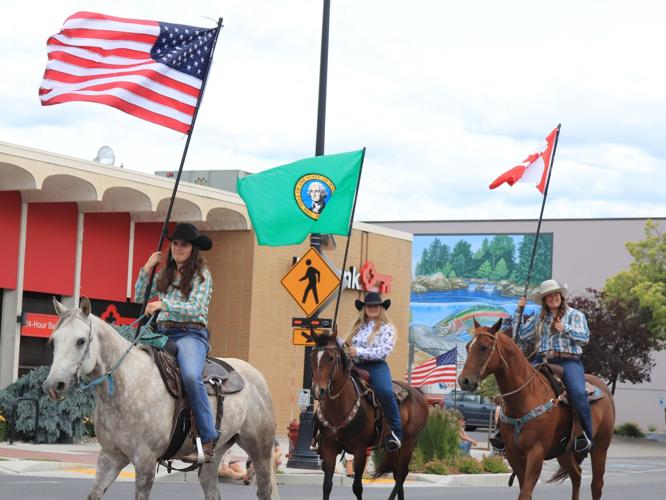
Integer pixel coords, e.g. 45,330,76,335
409,233,553,395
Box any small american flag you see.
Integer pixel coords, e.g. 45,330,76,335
39,12,218,133
407,347,458,387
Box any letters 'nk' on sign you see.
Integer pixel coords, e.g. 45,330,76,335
281,247,341,317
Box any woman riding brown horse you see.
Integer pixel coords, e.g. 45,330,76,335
459,318,615,500
310,330,428,500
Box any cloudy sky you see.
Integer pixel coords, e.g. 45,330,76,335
2,0,665,221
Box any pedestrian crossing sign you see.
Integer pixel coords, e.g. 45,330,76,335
281,247,340,317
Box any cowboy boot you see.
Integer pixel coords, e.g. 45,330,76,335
181,440,215,463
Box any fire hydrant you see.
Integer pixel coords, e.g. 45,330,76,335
287,419,300,459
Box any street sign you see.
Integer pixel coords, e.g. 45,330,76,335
281,248,341,317
292,328,317,346
297,389,311,409
292,317,332,328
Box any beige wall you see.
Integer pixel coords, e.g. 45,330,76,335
204,228,412,434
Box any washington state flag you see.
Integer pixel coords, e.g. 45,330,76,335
237,150,364,246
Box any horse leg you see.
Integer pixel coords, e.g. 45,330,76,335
518,448,545,500
556,452,582,500
196,438,232,500
388,435,415,500
351,449,368,500
590,443,608,500
504,448,526,489
240,434,278,500
133,452,159,500
87,449,129,500
319,440,339,500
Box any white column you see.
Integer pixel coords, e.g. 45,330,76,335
62,212,84,309
0,201,27,388
126,218,135,300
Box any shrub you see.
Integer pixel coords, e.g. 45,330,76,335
455,456,483,474
408,447,426,473
0,414,6,442
648,425,657,432
614,422,645,438
415,407,460,462
0,366,96,443
424,460,448,475
83,416,95,438
481,454,510,473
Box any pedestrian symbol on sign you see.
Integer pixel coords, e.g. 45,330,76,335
299,259,321,304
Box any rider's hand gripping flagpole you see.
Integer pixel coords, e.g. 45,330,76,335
135,18,224,337
513,124,562,337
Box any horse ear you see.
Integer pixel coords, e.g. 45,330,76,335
80,297,92,317
488,318,503,334
53,297,68,316
472,317,481,330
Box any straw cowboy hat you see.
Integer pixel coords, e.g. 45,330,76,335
354,292,391,311
531,279,568,302
168,223,212,251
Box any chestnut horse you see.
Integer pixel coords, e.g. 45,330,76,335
458,318,615,500
310,331,428,500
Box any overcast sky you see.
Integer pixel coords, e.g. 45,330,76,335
2,0,665,222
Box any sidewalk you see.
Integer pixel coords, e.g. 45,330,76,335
2,435,665,486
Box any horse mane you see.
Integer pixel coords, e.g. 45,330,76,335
312,334,349,371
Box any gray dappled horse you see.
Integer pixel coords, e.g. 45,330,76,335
43,298,279,500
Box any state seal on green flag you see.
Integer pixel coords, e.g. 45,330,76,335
237,150,364,246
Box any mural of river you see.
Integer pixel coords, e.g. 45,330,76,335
409,233,553,394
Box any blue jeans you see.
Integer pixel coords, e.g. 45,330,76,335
533,355,593,439
159,327,218,443
356,360,403,439
459,441,472,456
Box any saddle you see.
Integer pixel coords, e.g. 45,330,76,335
140,346,245,463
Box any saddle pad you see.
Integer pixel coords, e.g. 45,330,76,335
560,381,605,406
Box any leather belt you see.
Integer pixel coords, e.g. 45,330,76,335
543,350,579,360
158,321,206,330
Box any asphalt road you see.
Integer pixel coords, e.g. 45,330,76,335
1,456,664,500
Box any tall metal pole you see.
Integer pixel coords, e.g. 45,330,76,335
287,0,330,469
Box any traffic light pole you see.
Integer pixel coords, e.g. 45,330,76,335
286,0,330,470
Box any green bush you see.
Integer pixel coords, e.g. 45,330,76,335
415,407,460,462
0,414,7,442
614,422,645,438
0,366,96,443
455,456,483,474
408,447,426,472
648,425,657,432
424,461,448,475
481,454,509,473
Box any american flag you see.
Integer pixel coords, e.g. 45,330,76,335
39,12,218,133
407,347,458,387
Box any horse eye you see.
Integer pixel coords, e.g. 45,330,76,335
76,338,86,347
479,345,488,352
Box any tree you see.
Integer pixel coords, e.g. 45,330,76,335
604,220,666,342
477,260,493,279
488,235,516,274
490,258,509,281
569,290,657,395
451,240,474,278
512,233,553,287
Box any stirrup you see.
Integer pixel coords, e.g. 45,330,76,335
490,436,505,451
574,432,592,454
385,431,401,453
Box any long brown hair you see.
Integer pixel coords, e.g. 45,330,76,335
345,307,394,346
156,244,206,298
535,292,567,337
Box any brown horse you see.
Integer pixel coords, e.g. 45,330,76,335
458,318,615,500
310,331,428,500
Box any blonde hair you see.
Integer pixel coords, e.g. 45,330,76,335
345,307,395,346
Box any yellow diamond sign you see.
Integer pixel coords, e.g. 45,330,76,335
281,248,340,317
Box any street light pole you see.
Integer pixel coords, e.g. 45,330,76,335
286,0,331,469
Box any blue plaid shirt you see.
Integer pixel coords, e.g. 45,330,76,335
134,268,213,326
514,306,589,355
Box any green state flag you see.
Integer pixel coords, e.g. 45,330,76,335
237,150,364,246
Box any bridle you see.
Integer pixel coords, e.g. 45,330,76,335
470,331,538,399
311,344,352,400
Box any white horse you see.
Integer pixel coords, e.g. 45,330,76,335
43,298,279,500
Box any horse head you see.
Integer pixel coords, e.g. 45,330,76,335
309,326,349,401
43,297,100,400
458,317,504,392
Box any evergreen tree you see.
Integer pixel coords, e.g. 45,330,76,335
477,260,493,279
490,257,509,281
513,233,553,286
451,240,474,277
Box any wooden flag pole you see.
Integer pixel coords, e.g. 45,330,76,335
135,18,224,335
514,124,561,335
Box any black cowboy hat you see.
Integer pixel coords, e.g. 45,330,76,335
168,223,212,251
355,292,391,311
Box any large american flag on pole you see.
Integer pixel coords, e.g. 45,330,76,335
407,347,458,387
39,12,218,133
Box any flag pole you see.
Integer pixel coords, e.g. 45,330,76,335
331,148,366,332
135,18,224,335
514,123,561,335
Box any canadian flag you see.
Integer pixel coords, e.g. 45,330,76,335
489,126,559,193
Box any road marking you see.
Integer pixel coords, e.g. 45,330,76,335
68,468,135,479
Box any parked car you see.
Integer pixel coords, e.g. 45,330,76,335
441,391,497,430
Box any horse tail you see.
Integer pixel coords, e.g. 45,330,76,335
546,453,585,483
372,453,393,479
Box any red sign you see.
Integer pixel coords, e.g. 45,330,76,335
21,313,59,338
360,261,393,294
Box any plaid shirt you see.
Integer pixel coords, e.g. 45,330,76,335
134,268,213,326
514,306,590,356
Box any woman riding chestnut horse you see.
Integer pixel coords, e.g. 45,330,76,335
310,292,428,500
459,290,615,500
